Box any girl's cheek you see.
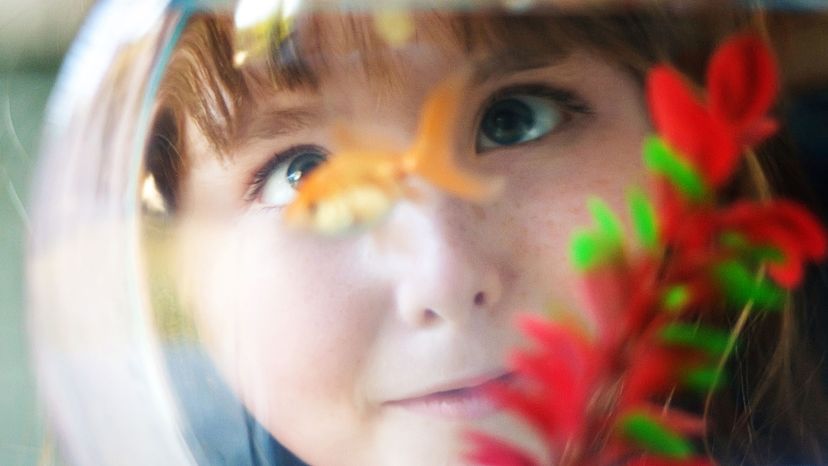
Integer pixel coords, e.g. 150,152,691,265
493,128,647,312
176,214,383,398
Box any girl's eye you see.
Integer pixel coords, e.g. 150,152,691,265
253,146,328,206
476,86,586,152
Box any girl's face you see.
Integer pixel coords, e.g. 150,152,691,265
174,24,650,465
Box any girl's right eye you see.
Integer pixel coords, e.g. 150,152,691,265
251,146,328,206
475,85,591,153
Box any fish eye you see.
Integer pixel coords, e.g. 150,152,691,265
475,86,582,152
257,146,328,206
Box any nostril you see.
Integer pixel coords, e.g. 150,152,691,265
473,291,486,306
422,308,439,325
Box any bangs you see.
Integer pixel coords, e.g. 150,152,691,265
157,10,680,153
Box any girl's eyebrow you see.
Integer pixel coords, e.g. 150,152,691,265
239,106,321,143
471,50,568,87
234,52,567,147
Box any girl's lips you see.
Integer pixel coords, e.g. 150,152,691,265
384,372,514,420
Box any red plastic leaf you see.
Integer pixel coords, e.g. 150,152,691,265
510,318,598,439
740,116,779,147
578,264,632,342
769,200,828,259
647,66,739,186
518,316,595,362
767,257,804,290
619,286,660,345
465,431,539,466
509,351,587,433
720,200,828,286
752,224,805,287
738,219,806,286
487,383,557,440
707,33,778,136
654,180,686,240
647,67,708,162
621,346,682,405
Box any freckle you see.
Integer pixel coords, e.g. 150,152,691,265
423,309,438,324
474,292,486,306
472,205,486,221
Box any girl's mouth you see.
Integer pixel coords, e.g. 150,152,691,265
383,372,514,420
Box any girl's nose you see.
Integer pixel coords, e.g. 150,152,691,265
376,195,505,329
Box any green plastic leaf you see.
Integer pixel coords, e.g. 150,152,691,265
720,231,784,262
683,366,726,393
719,231,750,249
628,188,659,251
713,260,785,309
570,231,619,271
643,136,708,202
571,230,601,270
588,197,623,250
752,246,785,263
659,323,730,357
661,285,691,313
619,411,694,459
569,199,625,271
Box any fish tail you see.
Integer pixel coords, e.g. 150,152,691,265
406,70,502,202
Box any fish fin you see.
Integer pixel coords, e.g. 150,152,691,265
407,70,503,202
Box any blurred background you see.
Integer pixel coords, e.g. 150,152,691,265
0,1,93,464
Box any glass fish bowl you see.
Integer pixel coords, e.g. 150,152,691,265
26,0,828,465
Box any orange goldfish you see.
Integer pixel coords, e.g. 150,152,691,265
283,71,502,235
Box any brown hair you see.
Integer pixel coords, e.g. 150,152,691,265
146,7,828,464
